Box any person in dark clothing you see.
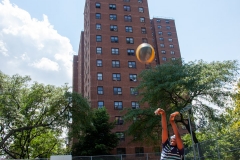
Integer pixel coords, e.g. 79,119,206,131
155,108,184,160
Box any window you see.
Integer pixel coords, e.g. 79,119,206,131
158,31,163,35
142,38,148,43
129,74,137,81
126,37,134,44
124,15,132,22
113,73,121,81
140,17,145,22
96,13,101,19
111,36,119,43
132,102,140,109
128,61,136,68
123,5,131,11
168,38,173,42
96,3,101,8
96,24,101,30
141,27,146,34
109,4,116,10
138,0,143,3
96,47,102,54
114,87,122,95
159,37,164,41
98,101,104,108
110,25,118,31
171,51,175,54
156,19,161,23
130,87,138,95
116,132,125,141
161,50,166,54
162,57,167,61
97,73,103,80
97,86,103,94
115,116,124,125
117,148,126,155
123,0,130,2
112,60,120,68
160,44,164,48
110,14,117,20
166,26,171,30
111,48,119,55
166,20,170,24
168,32,172,36
157,25,161,29
114,101,123,110
135,147,144,156
138,7,144,12
169,44,174,48
97,59,102,67
172,57,176,61
125,26,133,32
96,35,102,42
127,49,135,56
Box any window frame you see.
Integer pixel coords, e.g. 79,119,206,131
126,37,134,44
129,74,137,81
111,36,119,43
96,47,102,54
114,101,123,110
111,48,119,55
97,86,103,95
109,14,117,20
98,101,104,108
96,35,102,42
95,13,101,19
97,73,103,80
127,49,135,56
112,60,120,68
113,87,122,95
112,73,121,81
96,59,102,67
128,61,136,68
125,26,133,32
109,4,116,10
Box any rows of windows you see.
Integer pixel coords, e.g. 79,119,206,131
96,35,149,44
97,73,137,83
95,13,146,23
97,73,140,82
95,2,144,14
97,101,139,110
156,19,170,24
96,24,147,34
96,60,138,68
157,31,172,36
98,48,133,56
160,44,175,48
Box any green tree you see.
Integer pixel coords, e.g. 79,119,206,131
0,71,92,158
124,59,239,146
72,107,119,156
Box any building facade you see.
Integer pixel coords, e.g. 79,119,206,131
73,0,182,155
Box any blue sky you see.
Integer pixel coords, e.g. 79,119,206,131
0,0,239,86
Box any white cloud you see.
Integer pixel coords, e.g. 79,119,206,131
31,57,59,71
0,0,74,86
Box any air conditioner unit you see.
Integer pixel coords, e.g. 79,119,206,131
110,18,113,20
96,28,101,30
139,10,143,13
140,20,144,22
129,65,132,68
118,92,122,95
114,28,117,31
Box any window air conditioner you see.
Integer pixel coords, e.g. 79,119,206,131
139,10,143,13
110,18,113,20
129,65,132,68
118,92,122,94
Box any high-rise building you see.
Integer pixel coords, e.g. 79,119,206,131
73,0,182,155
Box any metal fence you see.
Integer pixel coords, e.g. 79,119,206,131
2,130,240,160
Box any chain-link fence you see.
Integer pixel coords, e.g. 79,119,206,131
184,129,240,160
2,130,239,160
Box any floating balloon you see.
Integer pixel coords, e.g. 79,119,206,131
136,43,155,64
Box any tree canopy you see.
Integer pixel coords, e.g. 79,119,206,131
124,59,239,145
72,107,119,156
0,71,92,158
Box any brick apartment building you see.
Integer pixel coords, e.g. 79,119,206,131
73,0,182,155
